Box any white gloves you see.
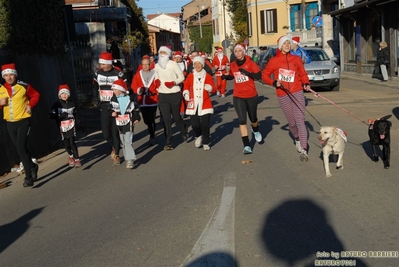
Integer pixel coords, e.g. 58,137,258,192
204,84,213,92
183,90,190,101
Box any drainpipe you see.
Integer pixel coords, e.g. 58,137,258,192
255,0,259,48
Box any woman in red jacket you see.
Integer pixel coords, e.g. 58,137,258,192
183,56,216,150
262,35,311,161
131,57,159,146
222,44,262,155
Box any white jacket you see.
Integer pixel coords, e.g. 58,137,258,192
154,60,185,94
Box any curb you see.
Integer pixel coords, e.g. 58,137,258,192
340,74,399,90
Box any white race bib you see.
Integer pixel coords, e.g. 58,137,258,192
115,114,130,126
60,119,75,132
278,69,295,83
234,72,249,83
99,90,113,102
187,100,194,110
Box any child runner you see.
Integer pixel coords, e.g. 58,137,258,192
50,84,81,167
110,79,141,169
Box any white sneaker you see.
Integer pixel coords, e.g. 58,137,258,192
243,146,252,155
300,150,308,162
195,136,202,148
203,144,211,151
221,94,226,98
295,139,302,153
217,91,221,96
251,128,262,143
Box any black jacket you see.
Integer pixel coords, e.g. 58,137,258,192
377,47,389,65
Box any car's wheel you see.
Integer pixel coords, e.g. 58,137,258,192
330,84,340,91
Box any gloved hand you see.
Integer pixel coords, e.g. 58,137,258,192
164,81,175,88
273,80,282,88
239,68,250,76
183,90,190,101
303,83,311,91
59,112,69,119
221,74,227,80
204,84,213,92
154,79,161,88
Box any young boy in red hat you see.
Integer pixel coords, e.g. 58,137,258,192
50,84,81,168
109,79,141,169
0,63,40,187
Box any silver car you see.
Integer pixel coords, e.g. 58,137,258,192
304,47,340,91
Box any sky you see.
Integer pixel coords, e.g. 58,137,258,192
136,0,188,18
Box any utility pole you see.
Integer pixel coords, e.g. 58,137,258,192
198,5,203,38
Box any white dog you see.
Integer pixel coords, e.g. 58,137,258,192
318,126,347,177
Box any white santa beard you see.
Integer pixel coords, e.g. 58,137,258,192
158,55,170,69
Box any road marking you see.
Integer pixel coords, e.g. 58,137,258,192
180,172,236,266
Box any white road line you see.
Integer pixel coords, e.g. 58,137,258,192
180,172,236,267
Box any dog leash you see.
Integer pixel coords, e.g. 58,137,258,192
280,85,323,127
306,87,369,126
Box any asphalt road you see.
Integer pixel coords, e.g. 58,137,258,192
1,79,398,267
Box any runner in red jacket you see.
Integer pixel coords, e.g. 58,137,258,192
262,35,311,162
222,44,262,155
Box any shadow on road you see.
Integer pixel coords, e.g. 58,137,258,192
183,251,239,267
261,199,368,267
0,207,45,253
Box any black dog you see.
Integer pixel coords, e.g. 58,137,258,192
368,115,392,169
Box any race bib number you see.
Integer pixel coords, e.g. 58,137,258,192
115,114,130,126
99,90,113,102
60,119,75,132
187,100,194,110
278,69,295,83
234,72,249,83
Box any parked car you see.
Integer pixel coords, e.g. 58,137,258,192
303,47,340,91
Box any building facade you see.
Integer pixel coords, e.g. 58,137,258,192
328,0,398,77
247,0,324,51
211,0,235,55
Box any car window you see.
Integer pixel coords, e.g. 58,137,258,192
306,49,330,61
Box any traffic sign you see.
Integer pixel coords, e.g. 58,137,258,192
312,16,323,27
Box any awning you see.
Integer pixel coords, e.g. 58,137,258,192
328,0,390,17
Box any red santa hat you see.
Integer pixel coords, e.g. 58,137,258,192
58,84,71,98
200,52,206,58
173,51,182,58
216,46,224,52
142,55,150,59
99,52,113,64
278,35,292,50
234,44,247,55
292,36,300,45
111,79,128,94
1,63,18,77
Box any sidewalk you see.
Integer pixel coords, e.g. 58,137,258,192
341,72,399,90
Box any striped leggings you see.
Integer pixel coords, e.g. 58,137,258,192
277,90,308,150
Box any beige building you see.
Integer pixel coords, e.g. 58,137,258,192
211,0,235,55
246,0,327,53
